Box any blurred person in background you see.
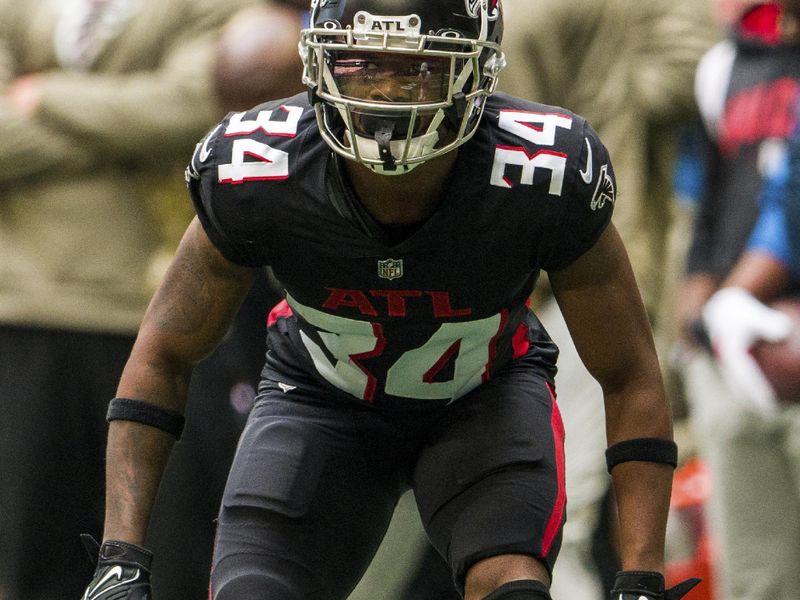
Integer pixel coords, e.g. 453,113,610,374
489,1,719,598
213,0,308,111
702,107,800,322
0,0,251,598
676,1,800,598
715,96,800,303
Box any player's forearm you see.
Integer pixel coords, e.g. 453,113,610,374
603,381,674,573
611,460,673,572
103,348,194,544
103,420,175,544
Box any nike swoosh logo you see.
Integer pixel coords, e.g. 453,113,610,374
278,382,297,393
85,566,141,600
86,565,123,599
198,124,222,162
579,137,593,184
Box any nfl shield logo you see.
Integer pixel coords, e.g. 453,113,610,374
377,258,403,280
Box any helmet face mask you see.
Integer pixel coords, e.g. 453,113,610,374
300,0,504,175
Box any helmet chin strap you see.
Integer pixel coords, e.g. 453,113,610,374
345,115,443,176
356,127,440,175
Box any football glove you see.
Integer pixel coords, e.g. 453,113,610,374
80,534,153,600
610,571,700,600
701,286,792,415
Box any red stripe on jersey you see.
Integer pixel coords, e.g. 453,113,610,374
541,382,566,557
511,321,530,359
267,299,293,328
511,299,532,359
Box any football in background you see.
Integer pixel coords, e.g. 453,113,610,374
751,297,800,404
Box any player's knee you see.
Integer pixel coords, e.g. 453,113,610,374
481,580,552,599
465,553,551,599
215,574,299,600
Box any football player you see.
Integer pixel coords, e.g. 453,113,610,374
80,1,698,599
700,127,800,413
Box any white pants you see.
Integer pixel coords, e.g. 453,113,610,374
684,350,800,600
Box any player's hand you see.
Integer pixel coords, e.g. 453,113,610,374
701,286,792,415
610,571,700,599
80,535,153,599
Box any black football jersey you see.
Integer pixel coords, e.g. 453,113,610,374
187,91,616,410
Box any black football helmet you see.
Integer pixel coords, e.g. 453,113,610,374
300,0,505,175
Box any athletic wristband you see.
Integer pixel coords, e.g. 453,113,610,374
611,570,701,600
106,397,185,440
605,437,678,473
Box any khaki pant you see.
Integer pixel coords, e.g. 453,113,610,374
684,351,800,600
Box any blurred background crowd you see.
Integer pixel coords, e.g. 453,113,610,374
1,0,799,599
